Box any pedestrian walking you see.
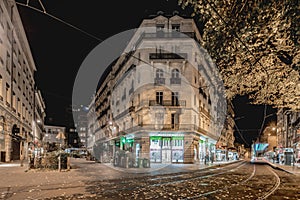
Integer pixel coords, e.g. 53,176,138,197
204,154,209,165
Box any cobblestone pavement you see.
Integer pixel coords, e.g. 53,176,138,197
0,158,299,199
0,158,237,199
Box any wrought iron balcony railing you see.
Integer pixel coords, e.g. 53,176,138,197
150,53,187,60
154,77,165,85
170,78,181,84
149,100,186,107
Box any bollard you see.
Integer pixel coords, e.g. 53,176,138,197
125,156,129,168
67,156,71,170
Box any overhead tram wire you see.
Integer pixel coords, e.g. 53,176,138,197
16,1,102,42
257,104,267,140
203,0,275,143
16,0,223,92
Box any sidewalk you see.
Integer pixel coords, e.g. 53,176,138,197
0,159,28,169
266,160,300,175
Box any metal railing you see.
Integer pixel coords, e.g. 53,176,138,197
149,100,186,107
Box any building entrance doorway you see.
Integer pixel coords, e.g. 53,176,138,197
162,137,171,163
11,140,20,160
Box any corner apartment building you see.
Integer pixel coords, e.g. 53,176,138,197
92,14,227,164
0,0,45,162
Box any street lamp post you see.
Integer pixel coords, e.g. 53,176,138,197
56,132,65,172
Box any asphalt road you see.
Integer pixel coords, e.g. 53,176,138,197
0,159,299,199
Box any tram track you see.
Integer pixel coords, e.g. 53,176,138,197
97,162,283,200
194,164,282,200
183,163,257,199
86,161,245,193
257,165,281,200
88,161,247,197
18,160,299,200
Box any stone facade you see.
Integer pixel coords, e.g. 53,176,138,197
0,1,44,162
92,14,228,165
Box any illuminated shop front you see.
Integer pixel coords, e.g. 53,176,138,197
149,134,184,163
198,137,216,162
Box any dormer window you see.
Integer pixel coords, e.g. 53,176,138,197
172,24,180,32
156,24,164,32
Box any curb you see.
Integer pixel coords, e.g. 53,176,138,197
266,161,295,174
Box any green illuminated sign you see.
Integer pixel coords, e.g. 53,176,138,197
150,136,162,140
172,136,184,140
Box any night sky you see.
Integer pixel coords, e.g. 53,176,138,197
16,0,276,147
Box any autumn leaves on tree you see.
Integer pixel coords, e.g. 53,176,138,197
179,0,299,110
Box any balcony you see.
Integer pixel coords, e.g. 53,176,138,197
149,53,187,60
199,107,211,118
141,32,193,39
154,77,165,85
114,106,135,120
149,100,186,107
124,124,217,139
170,78,181,84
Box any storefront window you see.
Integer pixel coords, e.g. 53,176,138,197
150,136,161,162
172,136,184,162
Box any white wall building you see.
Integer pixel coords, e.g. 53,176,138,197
93,14,227,165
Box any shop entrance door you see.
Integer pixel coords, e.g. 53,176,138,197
162,138,171,163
